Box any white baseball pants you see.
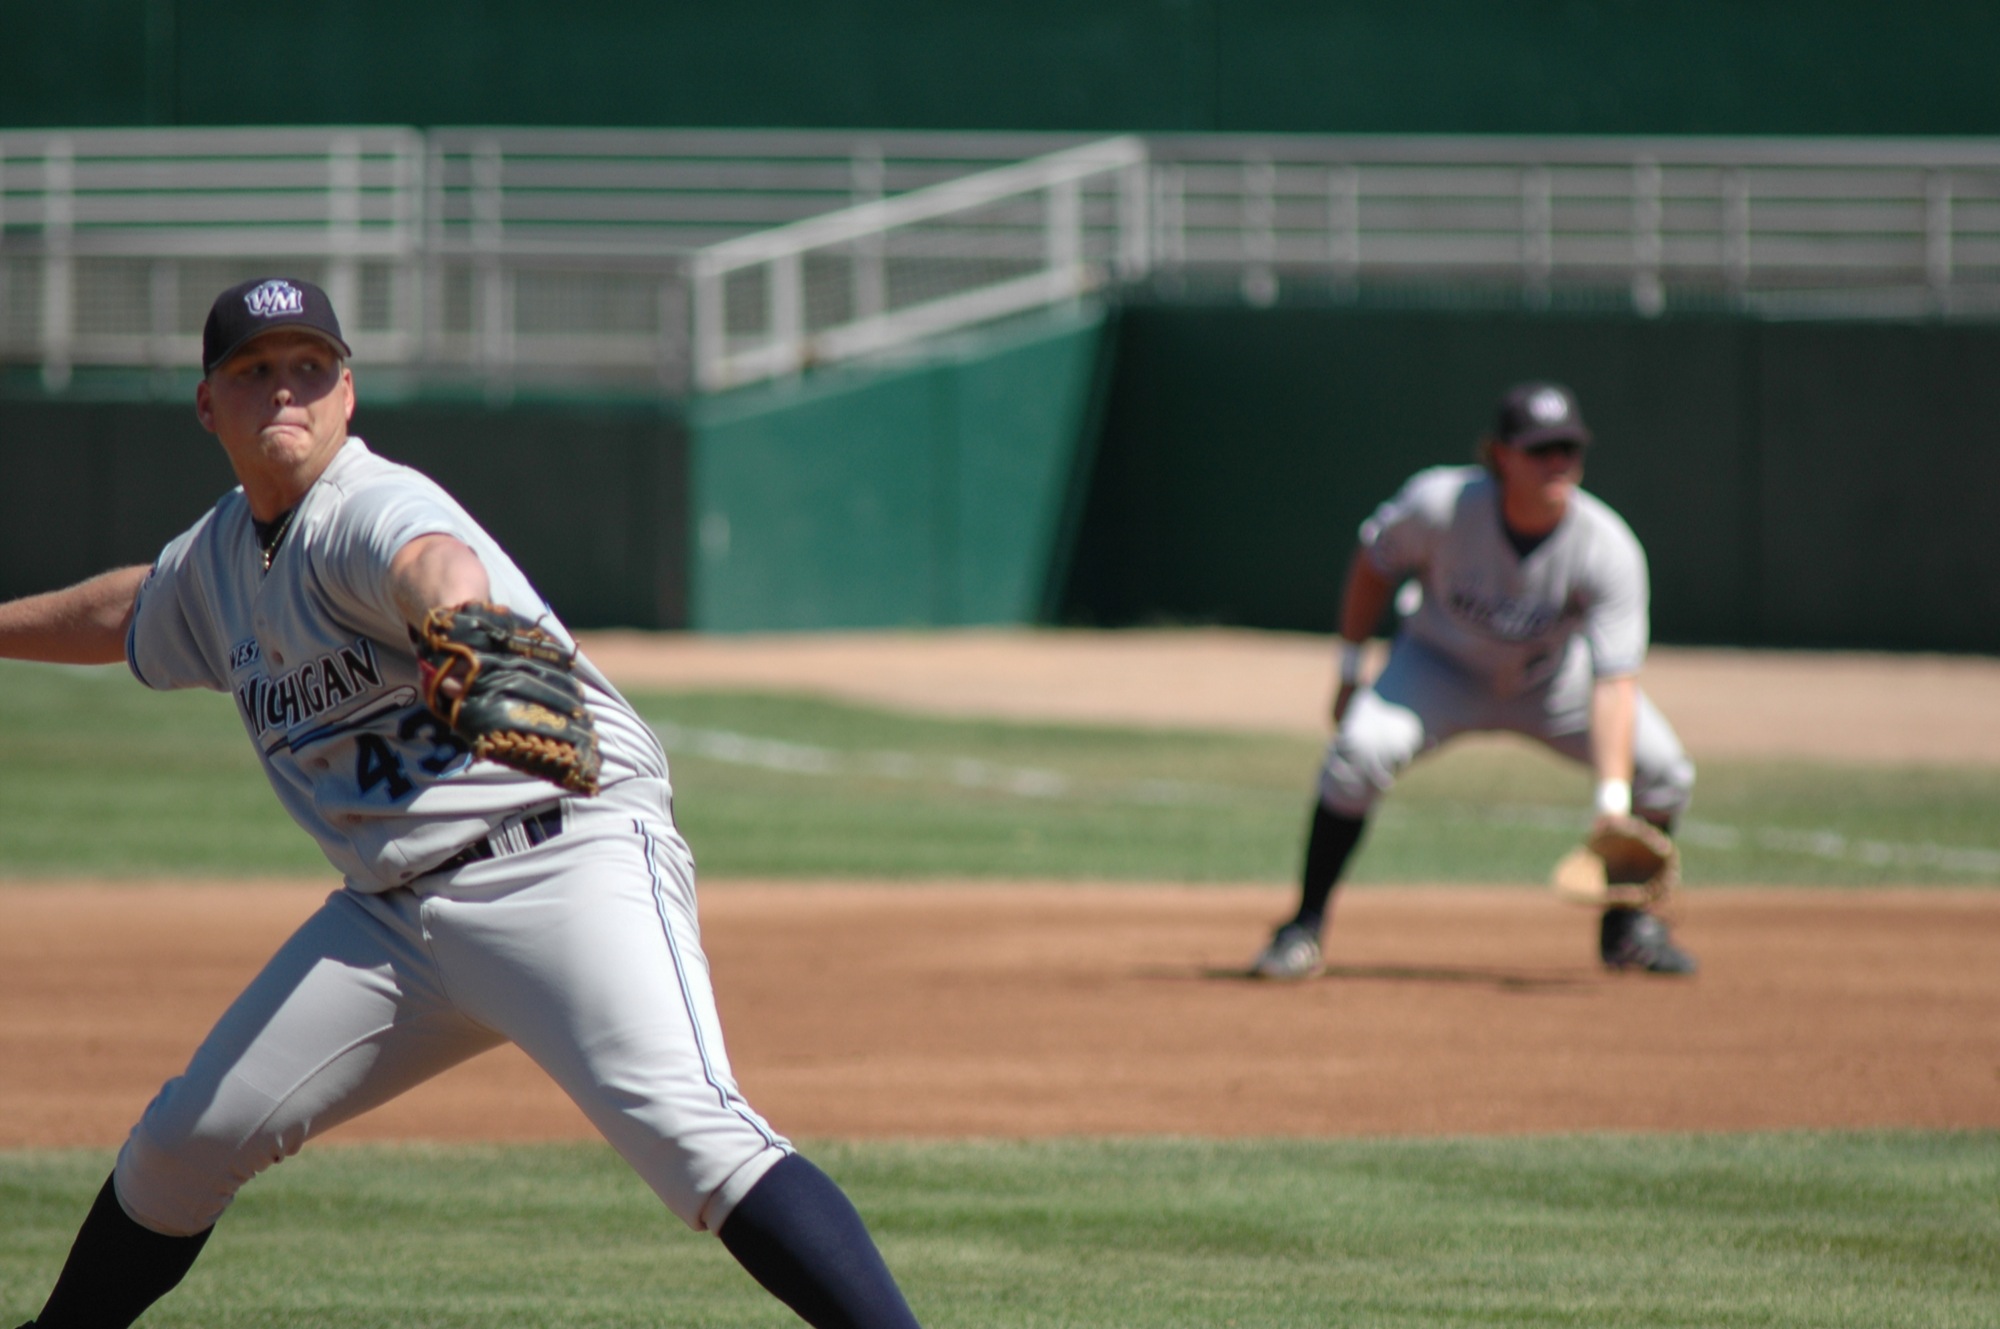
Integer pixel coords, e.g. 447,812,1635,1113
113,778,791,1237
1319,635,1696,820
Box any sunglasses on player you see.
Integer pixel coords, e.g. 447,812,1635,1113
1512,439,1585,461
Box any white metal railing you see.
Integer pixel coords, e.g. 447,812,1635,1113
0,127,424,388
0,125,1093,391
1147,135,2000,318
416,127,1092,383
689,136,1148,391
11,128,2000,394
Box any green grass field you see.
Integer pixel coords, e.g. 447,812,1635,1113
2,658,1994,1324
3,660,1997,886
3,1135,1993,1328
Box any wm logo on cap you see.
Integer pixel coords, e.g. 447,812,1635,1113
244,280,306,318
1527,387,1571,424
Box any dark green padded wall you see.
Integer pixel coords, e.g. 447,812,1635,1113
10,2,2000,134
361,404,689,630
1754,326,2000,652
6,307,1999,650
687,305,1112,632
0,401,238,594
0,398,688,630
1066,305,2000,654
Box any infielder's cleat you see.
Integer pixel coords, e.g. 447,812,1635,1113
1599,907,1698,975
1251,923,1324,980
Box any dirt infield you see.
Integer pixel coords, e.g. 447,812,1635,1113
577,628,2000,764
4,631,1997,1149
3,882,1996,1148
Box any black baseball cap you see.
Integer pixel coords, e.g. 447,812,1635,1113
1493,381,1593,448
201,277,352,373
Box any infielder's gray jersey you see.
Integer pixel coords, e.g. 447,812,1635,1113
126,438,667,888
1362,465,1649,695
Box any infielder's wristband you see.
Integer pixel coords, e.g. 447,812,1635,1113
1594,779,1633,818
1338,640,1365,687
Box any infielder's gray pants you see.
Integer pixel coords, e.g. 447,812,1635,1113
1319,636,1696,820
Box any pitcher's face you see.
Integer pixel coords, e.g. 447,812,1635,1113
196,330,355,487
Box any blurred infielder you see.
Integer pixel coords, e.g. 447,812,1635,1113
1,278,923,1329
1252,382,1698,980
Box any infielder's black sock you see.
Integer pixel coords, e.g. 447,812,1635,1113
719,1154,922,1329
32,1174,212,1329
1291,803,1369,934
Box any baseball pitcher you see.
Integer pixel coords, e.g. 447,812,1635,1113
0,279,924,1329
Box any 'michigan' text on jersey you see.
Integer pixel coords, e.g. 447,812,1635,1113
126,439,667,889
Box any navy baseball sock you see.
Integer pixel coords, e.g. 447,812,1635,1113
718,1154,922,1329
1290,803,1368,934
30,1174,212,1329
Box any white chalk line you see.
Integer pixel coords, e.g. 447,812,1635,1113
1408,802,2000,878
648,721,2000,878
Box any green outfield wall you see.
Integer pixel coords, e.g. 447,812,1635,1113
0,397,688,631
1067,304,2000,655
5,304,1999,653
9,2,2000,136
684,304,1113,632
0,306,1108,637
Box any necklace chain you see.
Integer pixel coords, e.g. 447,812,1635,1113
259,508,297,572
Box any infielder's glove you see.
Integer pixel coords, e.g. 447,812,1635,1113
1551,814,1679,912
412,601,602,796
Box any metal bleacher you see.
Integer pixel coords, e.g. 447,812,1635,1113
5,126,2000,395
0,126,1116,392
1145,135,2000,320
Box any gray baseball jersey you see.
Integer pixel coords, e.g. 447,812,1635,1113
112,437,791,1239
126,438,666,888
1319,464,1694,821
1361,465,1649,695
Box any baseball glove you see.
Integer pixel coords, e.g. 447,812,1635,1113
1551,814,1679,912
412,601,602,796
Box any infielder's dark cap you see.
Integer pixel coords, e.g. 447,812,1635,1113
1493,381,1593,448
201,277,352,372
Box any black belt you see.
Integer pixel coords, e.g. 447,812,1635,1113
430,804,567,875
